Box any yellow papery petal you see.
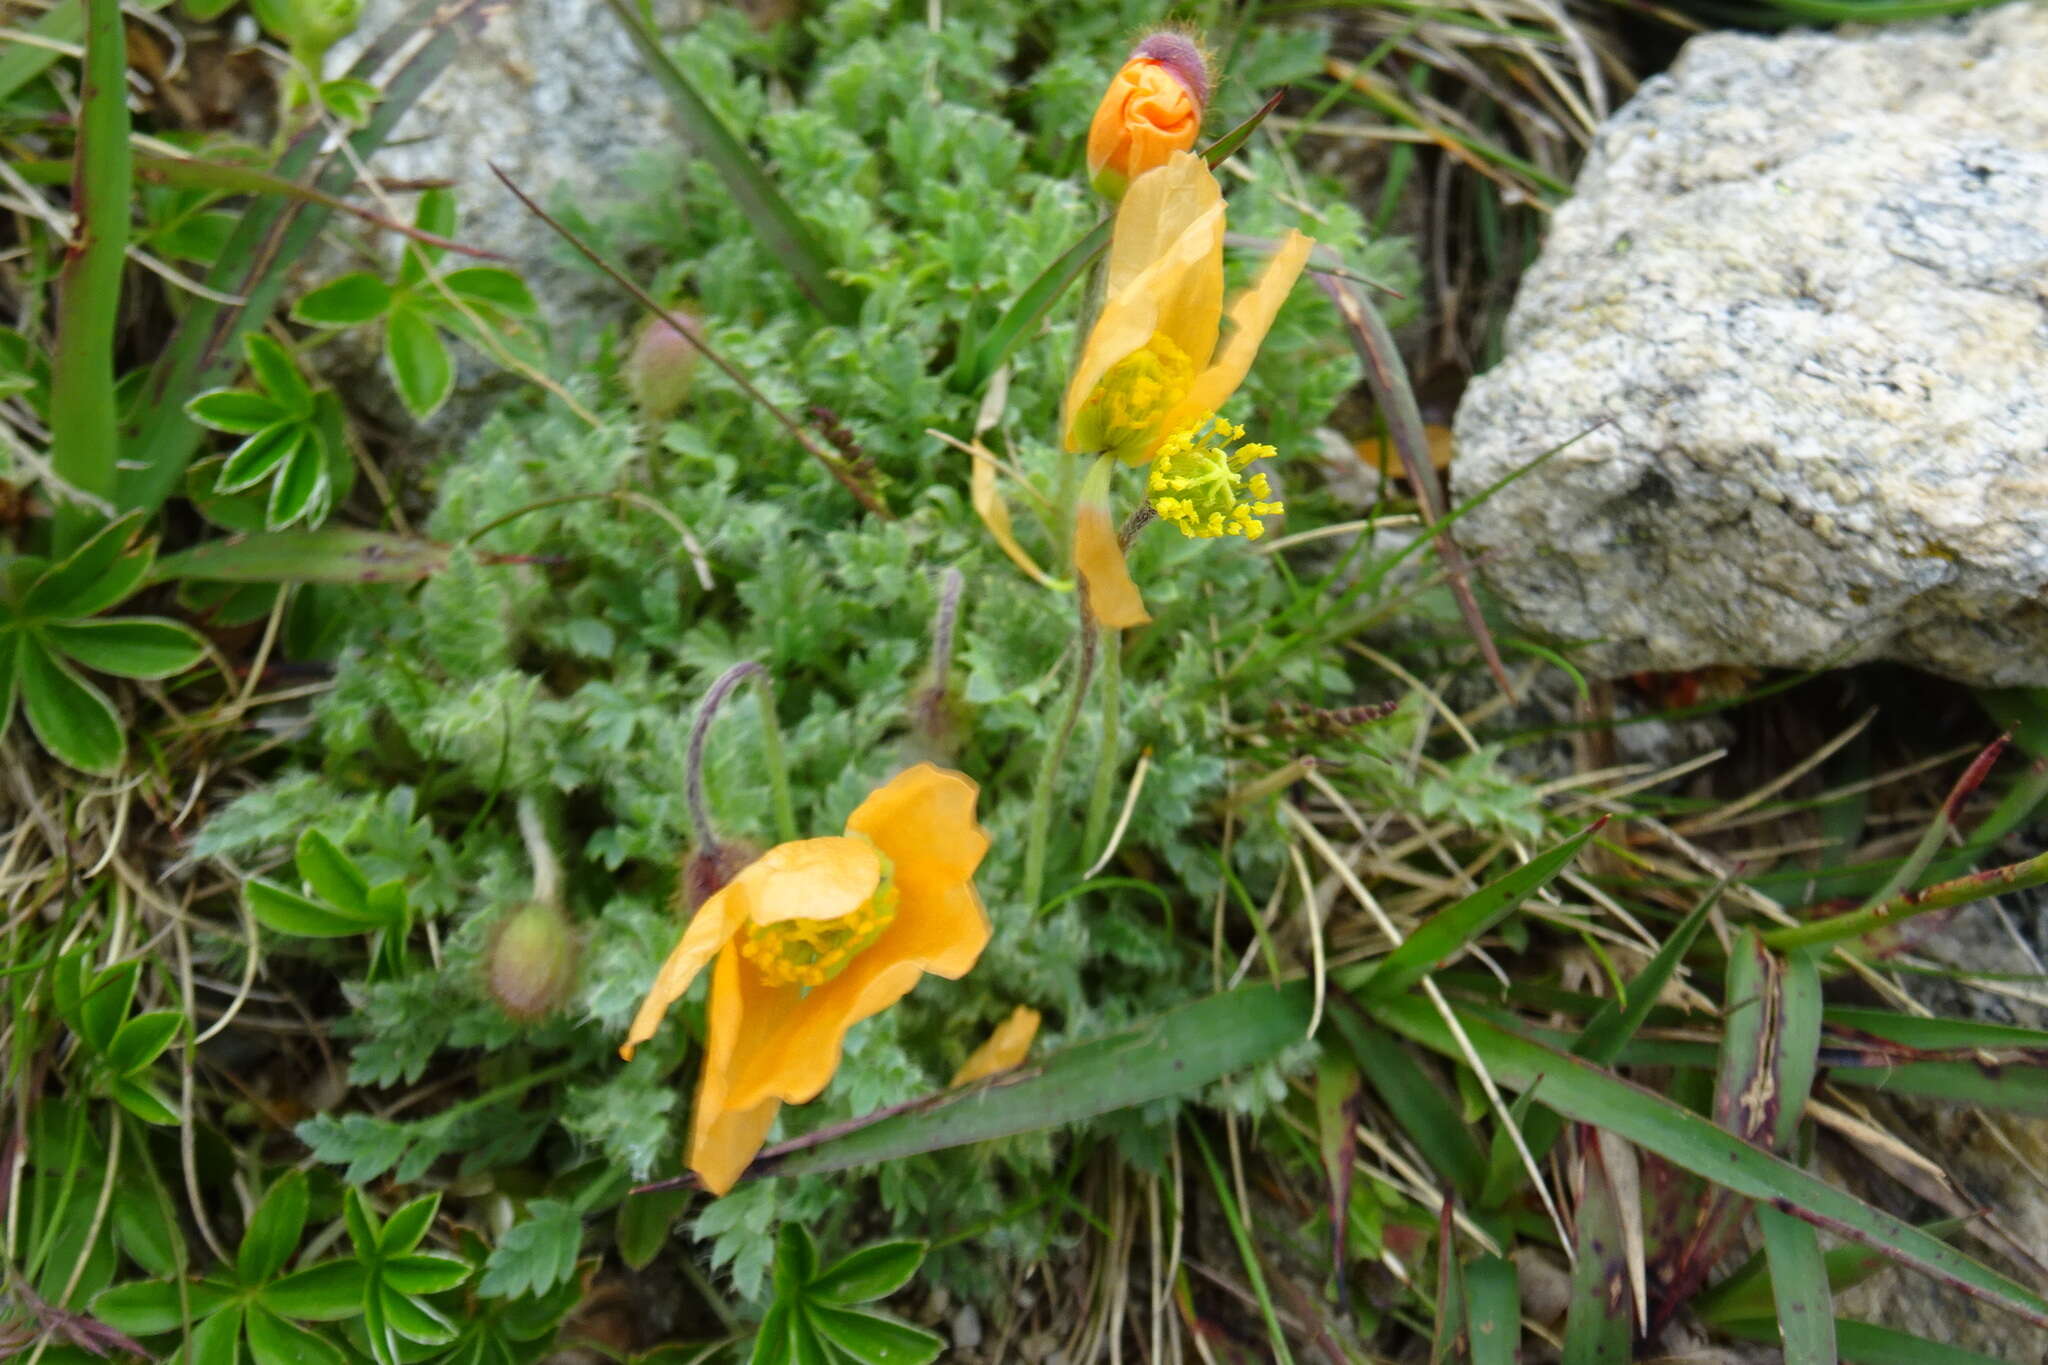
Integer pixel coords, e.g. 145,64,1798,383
1163,229,1315,439
619,877,751,1061
688,947,796,1196
951,1006,1042,1087
966,435,1059,588
1073,458,1150,629
739,836,881,926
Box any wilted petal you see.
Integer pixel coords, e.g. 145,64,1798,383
1165,228,1315,434
1073,458,1151,628
951,1006,1042,1086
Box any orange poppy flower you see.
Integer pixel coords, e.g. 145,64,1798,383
620,763,991,1195
1087,35,1208,200
1060,152,1315,627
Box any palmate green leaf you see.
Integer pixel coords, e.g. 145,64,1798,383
244,1306,347,1365
773,1224,819,1298
749,1302,795,1365
615,1187,687,1271
1345,820,1603,1001
477,1199,582,1300
804,1304,944,1365
1367,993,2048,1328
379,1253,470,1296
246,878,384,937
187,387,290,434
244,333,313,415
293,272,394,327
266,435,332,529
217,423,308,493
239,1171,310,1287
109,1075,180,1125
764,983,1312,1178
106,1009,184,1076
296,829,369,913
384,304,454,420
18,636,124,772
179,1301,246,1365
1759,1204,1835,1364
22,509,147,617
808,1240,924,1306
43,617,207,680
378,1192,441,1256
78,960,138,1053
379,1282,457,1344
440,266,537,314
92,1276,236,1334
261,1260,368,1321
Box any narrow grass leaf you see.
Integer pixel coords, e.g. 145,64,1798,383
1717,1317,2008,1365
1759,1204,1836,1364
758,983,1311,1179
150,530,451,585
1829,1060,2048,1115
1367,994,2048,1327
1191,1122,1296,1365
1463,1255,1518,1365
1348,819,1603,1001
1823,1007,2048,1052
1326,1005,1485,1201
1561,1127,1632,1364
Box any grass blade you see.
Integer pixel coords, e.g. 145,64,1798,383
148,530,454,585
741,983,1313,1182
1462,1255,1518,1365
1758,1204,1837,1365
1366,993,2048,1328
1190,1122,1296,1365
1718,1317,2009,1365
1345,819,1604,1001
1828,1059,2048,1115
1561,1127,1632,1363
1764,841,2048,951
598,0,859,323
1326,1005,1485,1201
47,0,130,553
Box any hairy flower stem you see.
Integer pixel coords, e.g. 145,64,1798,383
1021,586,1099,910
685,661,796,847
515,794,563,909
1081,623,1120,859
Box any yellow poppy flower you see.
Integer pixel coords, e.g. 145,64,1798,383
620,763,991,1195
1086,35,1208,200
1060,152,1315,626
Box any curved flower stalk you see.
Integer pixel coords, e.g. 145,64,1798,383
1060,152,1315,627
621,764,991,1195
1087,33,1209,200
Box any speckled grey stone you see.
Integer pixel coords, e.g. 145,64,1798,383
1450,3,2048,687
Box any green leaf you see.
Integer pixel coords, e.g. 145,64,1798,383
1367,993,2048,1328
379,1253,470,1296
615,1187,687,1271
805,1305,944,1365
0,631,18,731
18,635,124,773
808,1241,924,1306
378,1192,440,1257
266,439,331,529
217,423,308,493
1560,1130,1631,1364
383,306,453,420
317,78,380,125
1326,1007,1484,1202
184,457,271,535
108,1076,180,1125
344,1187,381,1258
1760,1204,1836,1364
244,333,313,415
79,960,138,1053
1348,821,1602,1001
44,618,206,680
246,878,383,938
1718,1317,2008,1365
377,1283,455,1344
439,267,536,314
106,1009,184,1076
293,273,394,327
92,1277,234,1334
149,529,452,586
772,1223,818,1299
957,218,1107,393
295,830,369,914
244,1306,347,1365
187,388,289,434
181,1300,246,1365
748,1302,794,1365
24,510,147,617
478,1200,583,1300
1830,1059,2048,1115
765,983,1312,1178
1463,1255,1518,1365
261,1260,368,1321
238,1171,310,1287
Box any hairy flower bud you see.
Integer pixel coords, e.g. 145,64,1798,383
625,312,703,421
679,840,759,913
1087,33,1209,200
485,901,578,1023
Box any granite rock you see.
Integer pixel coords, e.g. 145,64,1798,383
1450,3,2048,687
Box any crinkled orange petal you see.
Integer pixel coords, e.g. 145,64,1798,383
951,1006,1042,1087
688,946,799,1195
1074,459,1150,629
722,765,991,1111
1162,228,1315,437
1088,61,1201,195
618,836,876,1060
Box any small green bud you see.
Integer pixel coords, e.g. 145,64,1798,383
625,313,702,421
485,901,578,1023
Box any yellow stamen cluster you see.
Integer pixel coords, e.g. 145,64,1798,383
738,881,899,989
1147,415,1283,539
1073,332,1192,458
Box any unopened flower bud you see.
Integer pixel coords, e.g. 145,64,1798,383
485,901,578,1023
625,312,702,421
678,840,758,913
1087,33,1209,201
